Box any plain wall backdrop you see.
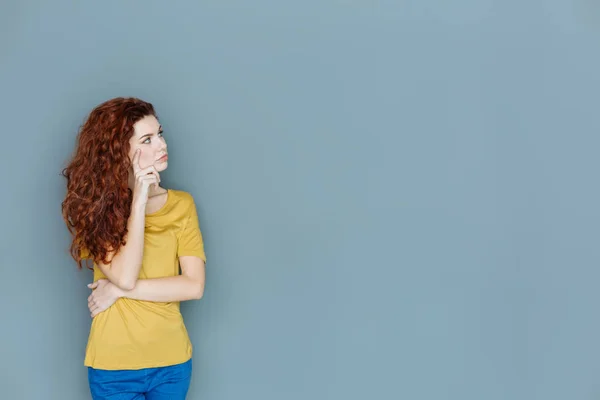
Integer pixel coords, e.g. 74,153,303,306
1,1,600,399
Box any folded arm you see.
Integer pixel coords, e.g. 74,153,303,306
88,194,207,317
120,255,205,302
88,255,205,317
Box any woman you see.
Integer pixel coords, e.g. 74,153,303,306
61,97,206,399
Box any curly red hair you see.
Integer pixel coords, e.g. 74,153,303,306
61,97,157,269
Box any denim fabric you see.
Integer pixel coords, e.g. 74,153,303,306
88,359,192,400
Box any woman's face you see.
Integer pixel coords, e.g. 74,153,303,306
128,115,168,172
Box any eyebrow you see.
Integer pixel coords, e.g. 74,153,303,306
139,126,163,140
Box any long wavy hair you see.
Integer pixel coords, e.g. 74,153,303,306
61,97,157,269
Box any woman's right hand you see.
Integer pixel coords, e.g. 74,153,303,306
131,148,160,208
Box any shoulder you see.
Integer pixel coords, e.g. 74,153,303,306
167,189,198,215
168,188,195,204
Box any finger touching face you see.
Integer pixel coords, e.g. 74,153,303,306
128,115,168,170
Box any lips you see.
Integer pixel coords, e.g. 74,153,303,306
158,154,168,161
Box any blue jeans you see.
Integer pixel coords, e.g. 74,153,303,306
88,359,192,400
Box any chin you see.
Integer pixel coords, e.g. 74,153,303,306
155,162,168,172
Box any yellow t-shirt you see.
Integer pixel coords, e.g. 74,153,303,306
81,189,206,370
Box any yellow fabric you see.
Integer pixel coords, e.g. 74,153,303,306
81,189,206,370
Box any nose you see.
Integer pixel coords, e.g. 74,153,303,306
158,137,167,151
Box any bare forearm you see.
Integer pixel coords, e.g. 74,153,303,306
118,275,204,302
104,205,146,289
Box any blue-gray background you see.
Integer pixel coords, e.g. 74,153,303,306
1,1,599,399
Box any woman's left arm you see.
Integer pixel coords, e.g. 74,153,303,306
88,256,205,317
122,256,205,302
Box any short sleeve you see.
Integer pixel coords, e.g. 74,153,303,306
177,198,206,261
80,246,90,259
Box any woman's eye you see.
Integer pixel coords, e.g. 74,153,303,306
142,132,162,144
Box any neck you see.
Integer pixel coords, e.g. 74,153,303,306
148,185,165,197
